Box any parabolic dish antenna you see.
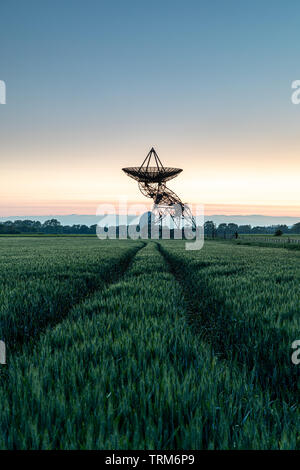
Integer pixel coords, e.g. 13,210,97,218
123,147,196,229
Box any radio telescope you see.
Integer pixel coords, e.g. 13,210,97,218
122,147,196,230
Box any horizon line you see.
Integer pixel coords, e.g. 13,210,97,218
1,213,300,220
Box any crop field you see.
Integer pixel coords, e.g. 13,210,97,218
0,237,299,449
234,234,300,250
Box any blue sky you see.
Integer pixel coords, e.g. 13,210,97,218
1,0,300,215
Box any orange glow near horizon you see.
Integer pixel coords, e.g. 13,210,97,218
2,141,300,218
2,200,300,218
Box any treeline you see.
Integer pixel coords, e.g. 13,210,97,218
1,218,300,236
0,219,97,234
204,221,300,237
0,219,192,238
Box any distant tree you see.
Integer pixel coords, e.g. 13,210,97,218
78,225,90,234
204,221,216,238
276,224,289,233
291,222,300,234
217,223,228,238
13,220,41,233
227,223,238,238
238,224,252,234
251,226,268,234
0,223,20,234
89,224,97,234
274,229,283,237
62,225,72,234
42,219,63,234
228,223,238,234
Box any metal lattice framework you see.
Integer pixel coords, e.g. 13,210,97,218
122,147,196,229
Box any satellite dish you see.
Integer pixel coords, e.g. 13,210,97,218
123,147,196,229
123,147,182,183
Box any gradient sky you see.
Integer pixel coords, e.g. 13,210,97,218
1,0,300,216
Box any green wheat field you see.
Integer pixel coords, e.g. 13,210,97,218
0,236,299,449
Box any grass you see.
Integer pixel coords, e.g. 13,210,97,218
0,237,299,449
238,233,300,238
159,241,300,394
0,237,143,349
233,238,300,251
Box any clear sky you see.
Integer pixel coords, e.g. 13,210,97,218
1,0,300,216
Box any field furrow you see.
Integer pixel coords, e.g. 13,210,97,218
158,241,300,399
0,238,143,351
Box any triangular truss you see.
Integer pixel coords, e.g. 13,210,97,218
138,147,165,172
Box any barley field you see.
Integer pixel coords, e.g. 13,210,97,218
0,237,299,449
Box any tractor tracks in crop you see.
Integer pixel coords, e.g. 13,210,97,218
156,240,255,361
156,242,215,337
156,242,298,399
156,240,248,352
8,241,146,356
